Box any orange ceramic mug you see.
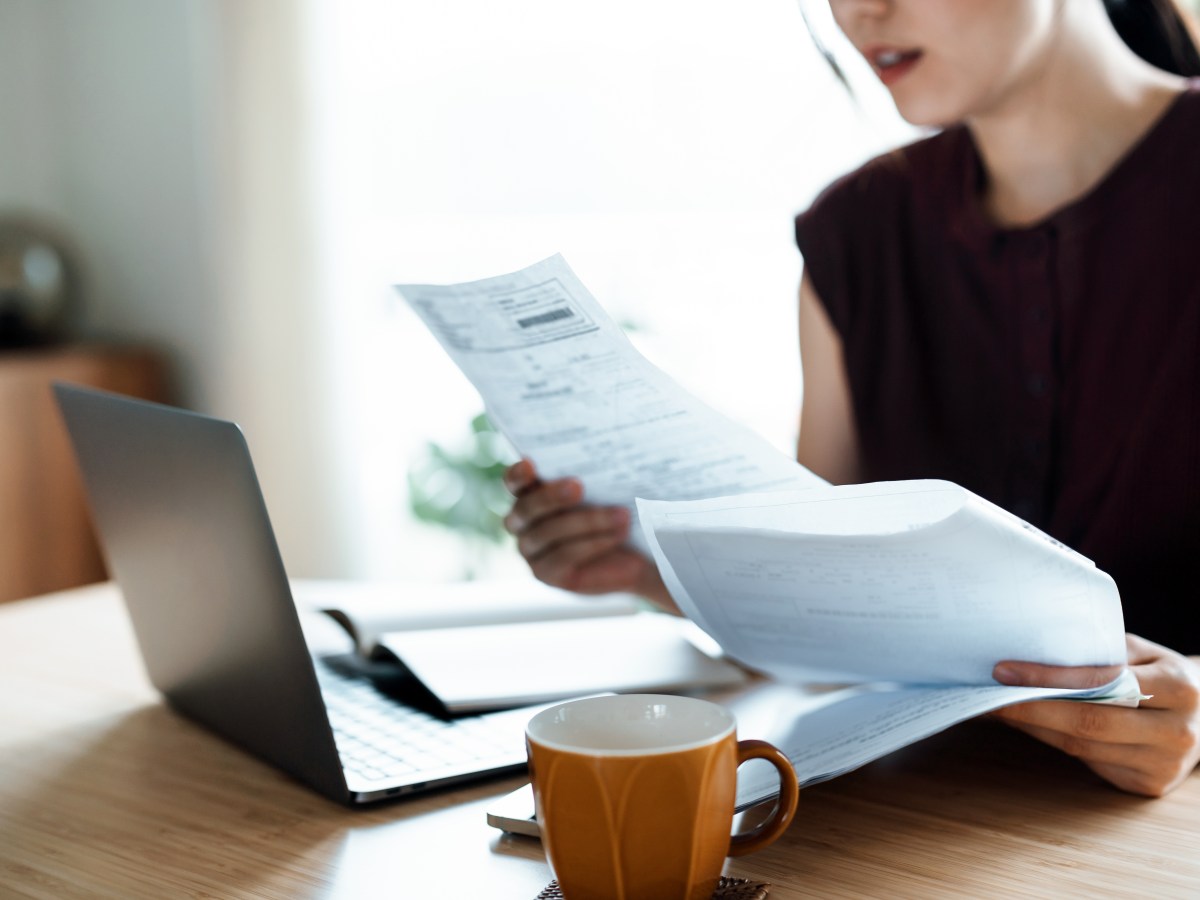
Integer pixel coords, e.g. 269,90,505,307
526,694,799,900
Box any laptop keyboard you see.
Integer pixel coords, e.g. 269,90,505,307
316,661,527,785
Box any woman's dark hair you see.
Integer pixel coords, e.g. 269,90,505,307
1104,0,1200,77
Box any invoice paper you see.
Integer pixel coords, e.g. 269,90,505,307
396,255,823,548
402,257,1143,801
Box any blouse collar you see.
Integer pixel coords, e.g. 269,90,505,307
947,78,1199,250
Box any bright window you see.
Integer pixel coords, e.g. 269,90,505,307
304,0,915,580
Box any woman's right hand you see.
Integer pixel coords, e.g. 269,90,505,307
502,459,673,610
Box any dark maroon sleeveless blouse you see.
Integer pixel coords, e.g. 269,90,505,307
795,83,1200,653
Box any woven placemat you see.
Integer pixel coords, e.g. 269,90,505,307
536,876,770,899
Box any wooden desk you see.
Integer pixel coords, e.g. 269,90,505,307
2,585,1198,899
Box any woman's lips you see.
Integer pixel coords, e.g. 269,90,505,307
865,46,924,87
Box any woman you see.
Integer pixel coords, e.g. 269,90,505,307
501,0,1200,797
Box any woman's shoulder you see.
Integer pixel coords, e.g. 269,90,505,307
798,126,970,228
794,129,971,335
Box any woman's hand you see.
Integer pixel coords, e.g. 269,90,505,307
990,634,1200,796
501,459,674,610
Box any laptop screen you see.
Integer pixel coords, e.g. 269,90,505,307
55,383,349,801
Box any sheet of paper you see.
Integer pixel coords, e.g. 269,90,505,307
396,255,824,549
638,481,1127,684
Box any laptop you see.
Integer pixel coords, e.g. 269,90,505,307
54,382,538,805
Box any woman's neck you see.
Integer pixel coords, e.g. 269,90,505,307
967,2,1187,229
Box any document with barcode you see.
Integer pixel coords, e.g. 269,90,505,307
396,254,824,550
400,256,1144,809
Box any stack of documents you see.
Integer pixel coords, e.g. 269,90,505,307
398,255,1143,789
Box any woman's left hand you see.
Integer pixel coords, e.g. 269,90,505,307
990,634,1200,797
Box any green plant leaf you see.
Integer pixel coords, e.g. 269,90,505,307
406,411,517,545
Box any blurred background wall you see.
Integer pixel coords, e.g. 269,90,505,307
0,1,349,583
0,0,916,588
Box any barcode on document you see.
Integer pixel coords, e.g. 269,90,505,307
517,307,575,329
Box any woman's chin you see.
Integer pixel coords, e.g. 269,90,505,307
890,96,963,129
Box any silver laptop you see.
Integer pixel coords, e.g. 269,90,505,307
54,382,536,805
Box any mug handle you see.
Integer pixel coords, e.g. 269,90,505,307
727,739,800,857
